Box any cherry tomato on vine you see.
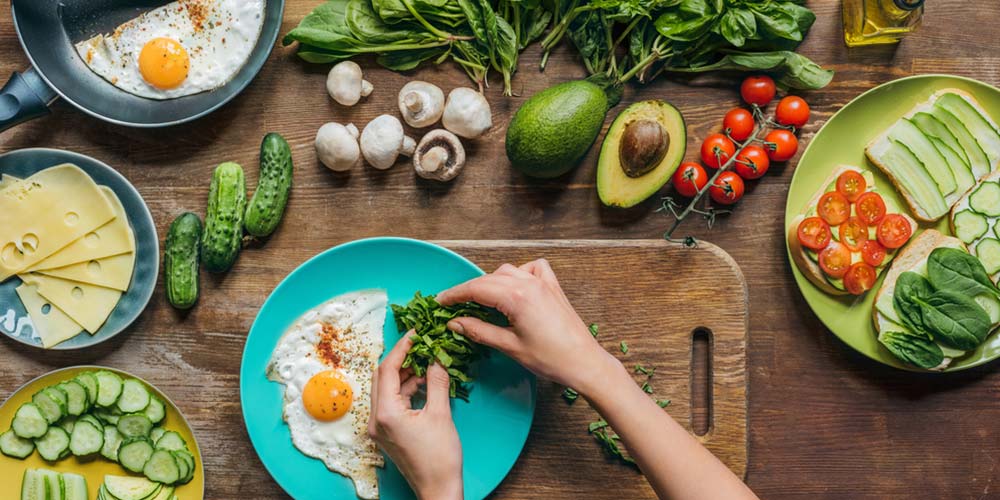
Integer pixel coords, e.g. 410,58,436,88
819,241,852,279
733,145,770,180
709,171,745,205
843,262,877,296
723,108,755,142
797,217,832,251
740,75,776,107
877,214,913,249
700,133,736,168
836,170,867,202
672,162,708,198
776,96,810,128
764,129,799,162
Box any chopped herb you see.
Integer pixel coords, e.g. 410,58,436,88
589,424,636,466
391,291,492,401
588,419,609,432
634,365,655,377
619,341,628,354
588,323,599,337
656,399,671,408
641,381,653,394
562,387,579,403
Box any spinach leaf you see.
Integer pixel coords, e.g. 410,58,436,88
927,247,1000,298
878,330,944,369
376,47,447,71
920,290,991,350
893,272,934,335
717,8,756,47
664,50,834,89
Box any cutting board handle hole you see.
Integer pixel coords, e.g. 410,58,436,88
690,328,713,437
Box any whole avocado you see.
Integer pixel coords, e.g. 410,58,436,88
506,80,610,178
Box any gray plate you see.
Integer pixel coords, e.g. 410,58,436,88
0,148,158,349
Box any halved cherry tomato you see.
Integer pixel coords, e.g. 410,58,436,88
734,145,770,180
836,170,867,202
740,75,776,107
723,108,754,142
764,129,799,162
700,133,736,168
819,241,852,279
838,217,868,251
855,191,887,226
877,214,913,249
709,171,745,205
797,217,832,250
843,262,878,296
817,191,851,226
861,240,887,267
672,162,708,198
776,96,810,128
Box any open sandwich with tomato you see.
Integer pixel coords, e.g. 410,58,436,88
788,166,916,296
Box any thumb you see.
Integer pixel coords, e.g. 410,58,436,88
448,317,516,354
424,363,453,414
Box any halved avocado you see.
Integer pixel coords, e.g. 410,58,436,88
597,100,686,208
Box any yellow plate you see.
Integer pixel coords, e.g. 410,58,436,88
0,366,204,498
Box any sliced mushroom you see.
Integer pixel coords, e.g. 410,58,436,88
316,122,361,172
442,87,492,139
413,129,466,181
326,61,373,106
398,81,445,128
360,115,416,170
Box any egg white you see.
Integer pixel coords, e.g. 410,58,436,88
74,0,266,99
267,290,387,500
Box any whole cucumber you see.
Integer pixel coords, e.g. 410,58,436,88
245,133,294,238
201,162,246,273
164,212,202,310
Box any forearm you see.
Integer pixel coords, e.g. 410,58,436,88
577,353,758,500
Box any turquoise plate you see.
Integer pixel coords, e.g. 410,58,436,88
241,237,536,500
0,148,158,350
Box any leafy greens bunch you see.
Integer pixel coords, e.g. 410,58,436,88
539,0,833,90
391,291,492,401
283,0,550,95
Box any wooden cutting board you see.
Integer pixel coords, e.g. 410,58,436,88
441,239,748,498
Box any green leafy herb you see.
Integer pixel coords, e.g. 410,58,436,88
589,422,636,465
634,364,655,377
656,399,671,408
927,247,1000,298
640,381,653,394
391,291,491,401
588,323,600,337
619,341,628,354
562,387,579,403
878,330,944,370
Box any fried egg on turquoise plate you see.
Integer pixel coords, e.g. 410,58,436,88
74,0,266,99
266,290,387,500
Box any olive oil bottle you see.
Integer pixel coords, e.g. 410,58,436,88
843,0,925,46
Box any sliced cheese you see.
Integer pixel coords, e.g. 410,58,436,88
0,164,115,281
19,273,121,334
28,186,135,271
15,282,84,348
36,252,135,291
0,173,21,190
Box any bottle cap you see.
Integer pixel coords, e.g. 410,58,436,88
893,0,925,10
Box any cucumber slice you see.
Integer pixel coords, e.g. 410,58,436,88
929,136,975,194
890,118,957,197
172,450,190,484
975,238,1000,275
975,293,1000,324
61,472,88,500
936,92,1000,167
149,426,166,444
931,106,993,178
172,449,196,484
101,425,124,462
117,379,151,414
881,139,949,218
150,485,175,500
78,413,103,432
34,426,70,461
143,449,181,484
912,111,971,165
92,407,121,426
69,419,103,456
74,373,99,407
1,429,35,458
12,403,48,439
154,431,186,451
953,210,989,243
143,396,165,425
95,371,123,407
118,438,154,473
969,182,1000,216
31,390,64,424
117,414,153,439
38,469,63,500
58,381,88,417
58,415,76,434
21,469,47,500
103,475,160,500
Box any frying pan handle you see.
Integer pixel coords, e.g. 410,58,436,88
0,67,57,133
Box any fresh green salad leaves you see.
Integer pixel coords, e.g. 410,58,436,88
391,291,491,401
877,330,944,370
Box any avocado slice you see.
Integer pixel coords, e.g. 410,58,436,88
597,100,686,208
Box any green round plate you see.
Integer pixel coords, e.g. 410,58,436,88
785,74,1000,371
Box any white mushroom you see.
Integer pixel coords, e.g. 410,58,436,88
414,129,466,182
315,122,361,172
360,115,416,170
398,81,445,128
442,87,492,139
326,61,373,106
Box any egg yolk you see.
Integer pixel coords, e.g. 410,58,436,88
302,370,353,421
138,37,189,89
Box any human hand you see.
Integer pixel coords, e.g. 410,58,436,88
368,332,463,500
436,259,618,394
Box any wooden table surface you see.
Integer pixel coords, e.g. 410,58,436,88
2,1,1000,499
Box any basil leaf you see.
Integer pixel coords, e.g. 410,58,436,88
920,290,991,350
718,8,756,47
878,330,944,369
927,247,1000,298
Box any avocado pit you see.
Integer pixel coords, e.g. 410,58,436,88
619,119,669,178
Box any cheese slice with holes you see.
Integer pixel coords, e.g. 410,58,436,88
36,252,135,291
0,165,115,282
27,186,135,271
15,282,84,348
18,273,121,334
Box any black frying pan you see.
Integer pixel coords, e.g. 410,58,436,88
0,0,284,131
